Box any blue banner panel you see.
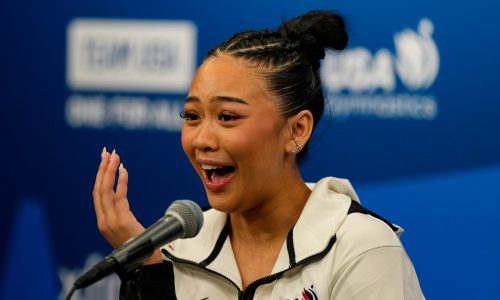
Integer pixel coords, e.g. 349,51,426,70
356,164,500,299
0,199,58,300
1,0,499,298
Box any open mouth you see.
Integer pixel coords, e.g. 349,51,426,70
201,164,236,183
200,164,236,191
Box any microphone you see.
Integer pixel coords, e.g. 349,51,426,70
73,200,203,289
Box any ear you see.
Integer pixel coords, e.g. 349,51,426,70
286,110,314,155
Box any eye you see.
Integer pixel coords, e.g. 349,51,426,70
180,110,199,121
218,112,240,122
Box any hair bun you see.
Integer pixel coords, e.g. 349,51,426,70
278,11,348,68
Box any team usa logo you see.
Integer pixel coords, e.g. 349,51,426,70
287,285,318,300
301,285,319,300
65,18,195,132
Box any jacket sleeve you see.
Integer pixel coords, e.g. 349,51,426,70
119,262,177,300
330,246,425,300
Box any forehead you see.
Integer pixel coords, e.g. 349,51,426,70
188,55,274,104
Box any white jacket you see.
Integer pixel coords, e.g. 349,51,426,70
155,177,425,299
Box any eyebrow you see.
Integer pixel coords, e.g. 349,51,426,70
185,96,249,105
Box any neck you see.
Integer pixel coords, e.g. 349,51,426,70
229,169,311,244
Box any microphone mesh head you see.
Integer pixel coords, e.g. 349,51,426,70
166,200,204,238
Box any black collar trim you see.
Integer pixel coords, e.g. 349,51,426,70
199,217,231,267
286,227,296,266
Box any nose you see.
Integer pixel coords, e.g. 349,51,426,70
192,121,218,152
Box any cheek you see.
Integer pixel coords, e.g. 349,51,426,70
228,123,283,162
180,126,192,156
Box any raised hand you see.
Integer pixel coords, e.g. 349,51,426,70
93,147,146,249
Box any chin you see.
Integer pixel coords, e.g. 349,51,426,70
206,192,239,214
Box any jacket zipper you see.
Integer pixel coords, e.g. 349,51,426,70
162,235,336,300
164,250,294,300
241,237,336,300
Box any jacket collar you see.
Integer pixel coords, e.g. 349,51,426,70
162,177,358,283
291,177,358,262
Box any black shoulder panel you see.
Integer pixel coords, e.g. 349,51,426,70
347,200,399,232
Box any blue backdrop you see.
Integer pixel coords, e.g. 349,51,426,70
1,0,499,299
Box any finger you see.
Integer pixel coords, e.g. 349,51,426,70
100,149,120,218
94,146,109,191
115,163,130,211
93,147,110,217
101,149,120,192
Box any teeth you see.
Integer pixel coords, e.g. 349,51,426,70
200,164,224,170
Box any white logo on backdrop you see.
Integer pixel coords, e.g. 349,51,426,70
395,19,439,90
67,19,197,93
59,253,120,300
322,18,439,121
65,18,196,131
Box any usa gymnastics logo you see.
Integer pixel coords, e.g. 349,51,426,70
322,18,439,121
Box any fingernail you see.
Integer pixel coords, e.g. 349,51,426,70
119,163,124,172
112,149,116,156
101,146,107,159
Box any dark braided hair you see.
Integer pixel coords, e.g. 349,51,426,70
206,11,348,160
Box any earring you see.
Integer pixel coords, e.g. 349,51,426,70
291,137,301,154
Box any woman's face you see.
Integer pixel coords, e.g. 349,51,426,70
181,55,291,213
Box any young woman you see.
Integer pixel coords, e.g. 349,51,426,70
93,11,425,299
